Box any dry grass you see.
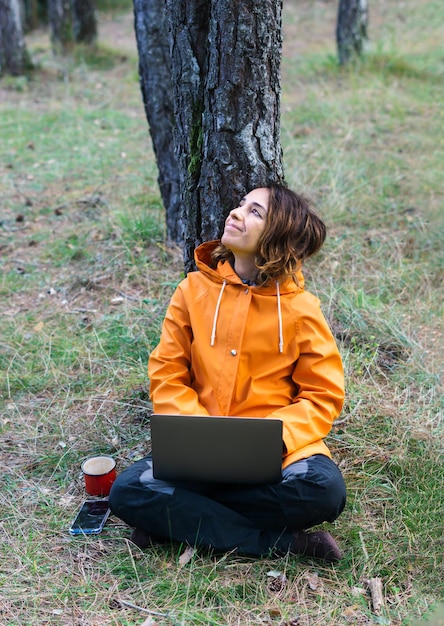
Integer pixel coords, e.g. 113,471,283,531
1,1,443,624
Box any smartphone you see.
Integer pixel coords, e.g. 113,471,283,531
69,499,111,536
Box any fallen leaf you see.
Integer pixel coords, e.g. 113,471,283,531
33,321,44,333
306,571,319,591
267,570,283,578
267,570,287,594
178,545,195,567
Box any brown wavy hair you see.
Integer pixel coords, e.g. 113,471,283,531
212,184,326,286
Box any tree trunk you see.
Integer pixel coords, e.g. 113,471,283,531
21,0,41,31
336,0,368,65
163,0,209,262
48,0,73,52
133,0,183,245
0,0,31,76
73,0,97,44
165,0,284,272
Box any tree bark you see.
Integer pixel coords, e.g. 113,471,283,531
21,0,40,31
0,0,31,76
48,0,74,53
73,0,97,44
164,0,210,262
133,0,183,245
165,0,284,272
336,0,368,65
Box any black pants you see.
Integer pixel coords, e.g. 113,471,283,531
109,454,346,557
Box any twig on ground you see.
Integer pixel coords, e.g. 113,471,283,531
115,290,141,302
118,598,169,618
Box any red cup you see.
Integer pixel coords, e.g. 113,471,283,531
81,455,116,497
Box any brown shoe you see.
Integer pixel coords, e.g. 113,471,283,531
291,530,342,563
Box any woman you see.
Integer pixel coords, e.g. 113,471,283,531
109,184,346,562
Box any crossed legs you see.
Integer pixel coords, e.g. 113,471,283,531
109,454,346,560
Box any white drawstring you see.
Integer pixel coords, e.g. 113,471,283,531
210,280,227,346
276,281,284,353
211,279,283,353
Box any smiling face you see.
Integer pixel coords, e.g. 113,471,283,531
213,184,327,286
221,188,270,261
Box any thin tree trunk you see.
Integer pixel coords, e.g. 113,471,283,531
73,0,97,44
48,0,74,53
133,0,183,245
165,0,284,271
21,0,40,31
336,0,368,65
0,0,31,76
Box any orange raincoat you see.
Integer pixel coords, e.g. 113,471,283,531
148,241,344,468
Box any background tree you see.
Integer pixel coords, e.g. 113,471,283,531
336,0,369,65
21,0,42,31
133,0,182,245
48,0,74,52
73,0,97,45
48,0,97,52
0,0,32,76
135,0,284,271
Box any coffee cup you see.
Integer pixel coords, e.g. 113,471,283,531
81,455,116,497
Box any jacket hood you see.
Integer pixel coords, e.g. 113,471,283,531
194,240,305,295
194,241,305,353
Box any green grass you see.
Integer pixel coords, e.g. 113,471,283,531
1,0,443,624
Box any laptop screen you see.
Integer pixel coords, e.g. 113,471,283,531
150,414,283,485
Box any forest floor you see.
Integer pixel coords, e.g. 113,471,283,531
1,1,443,625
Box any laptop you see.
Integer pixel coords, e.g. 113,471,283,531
150,414,283,485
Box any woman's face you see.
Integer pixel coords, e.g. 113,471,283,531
221,188,270,258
